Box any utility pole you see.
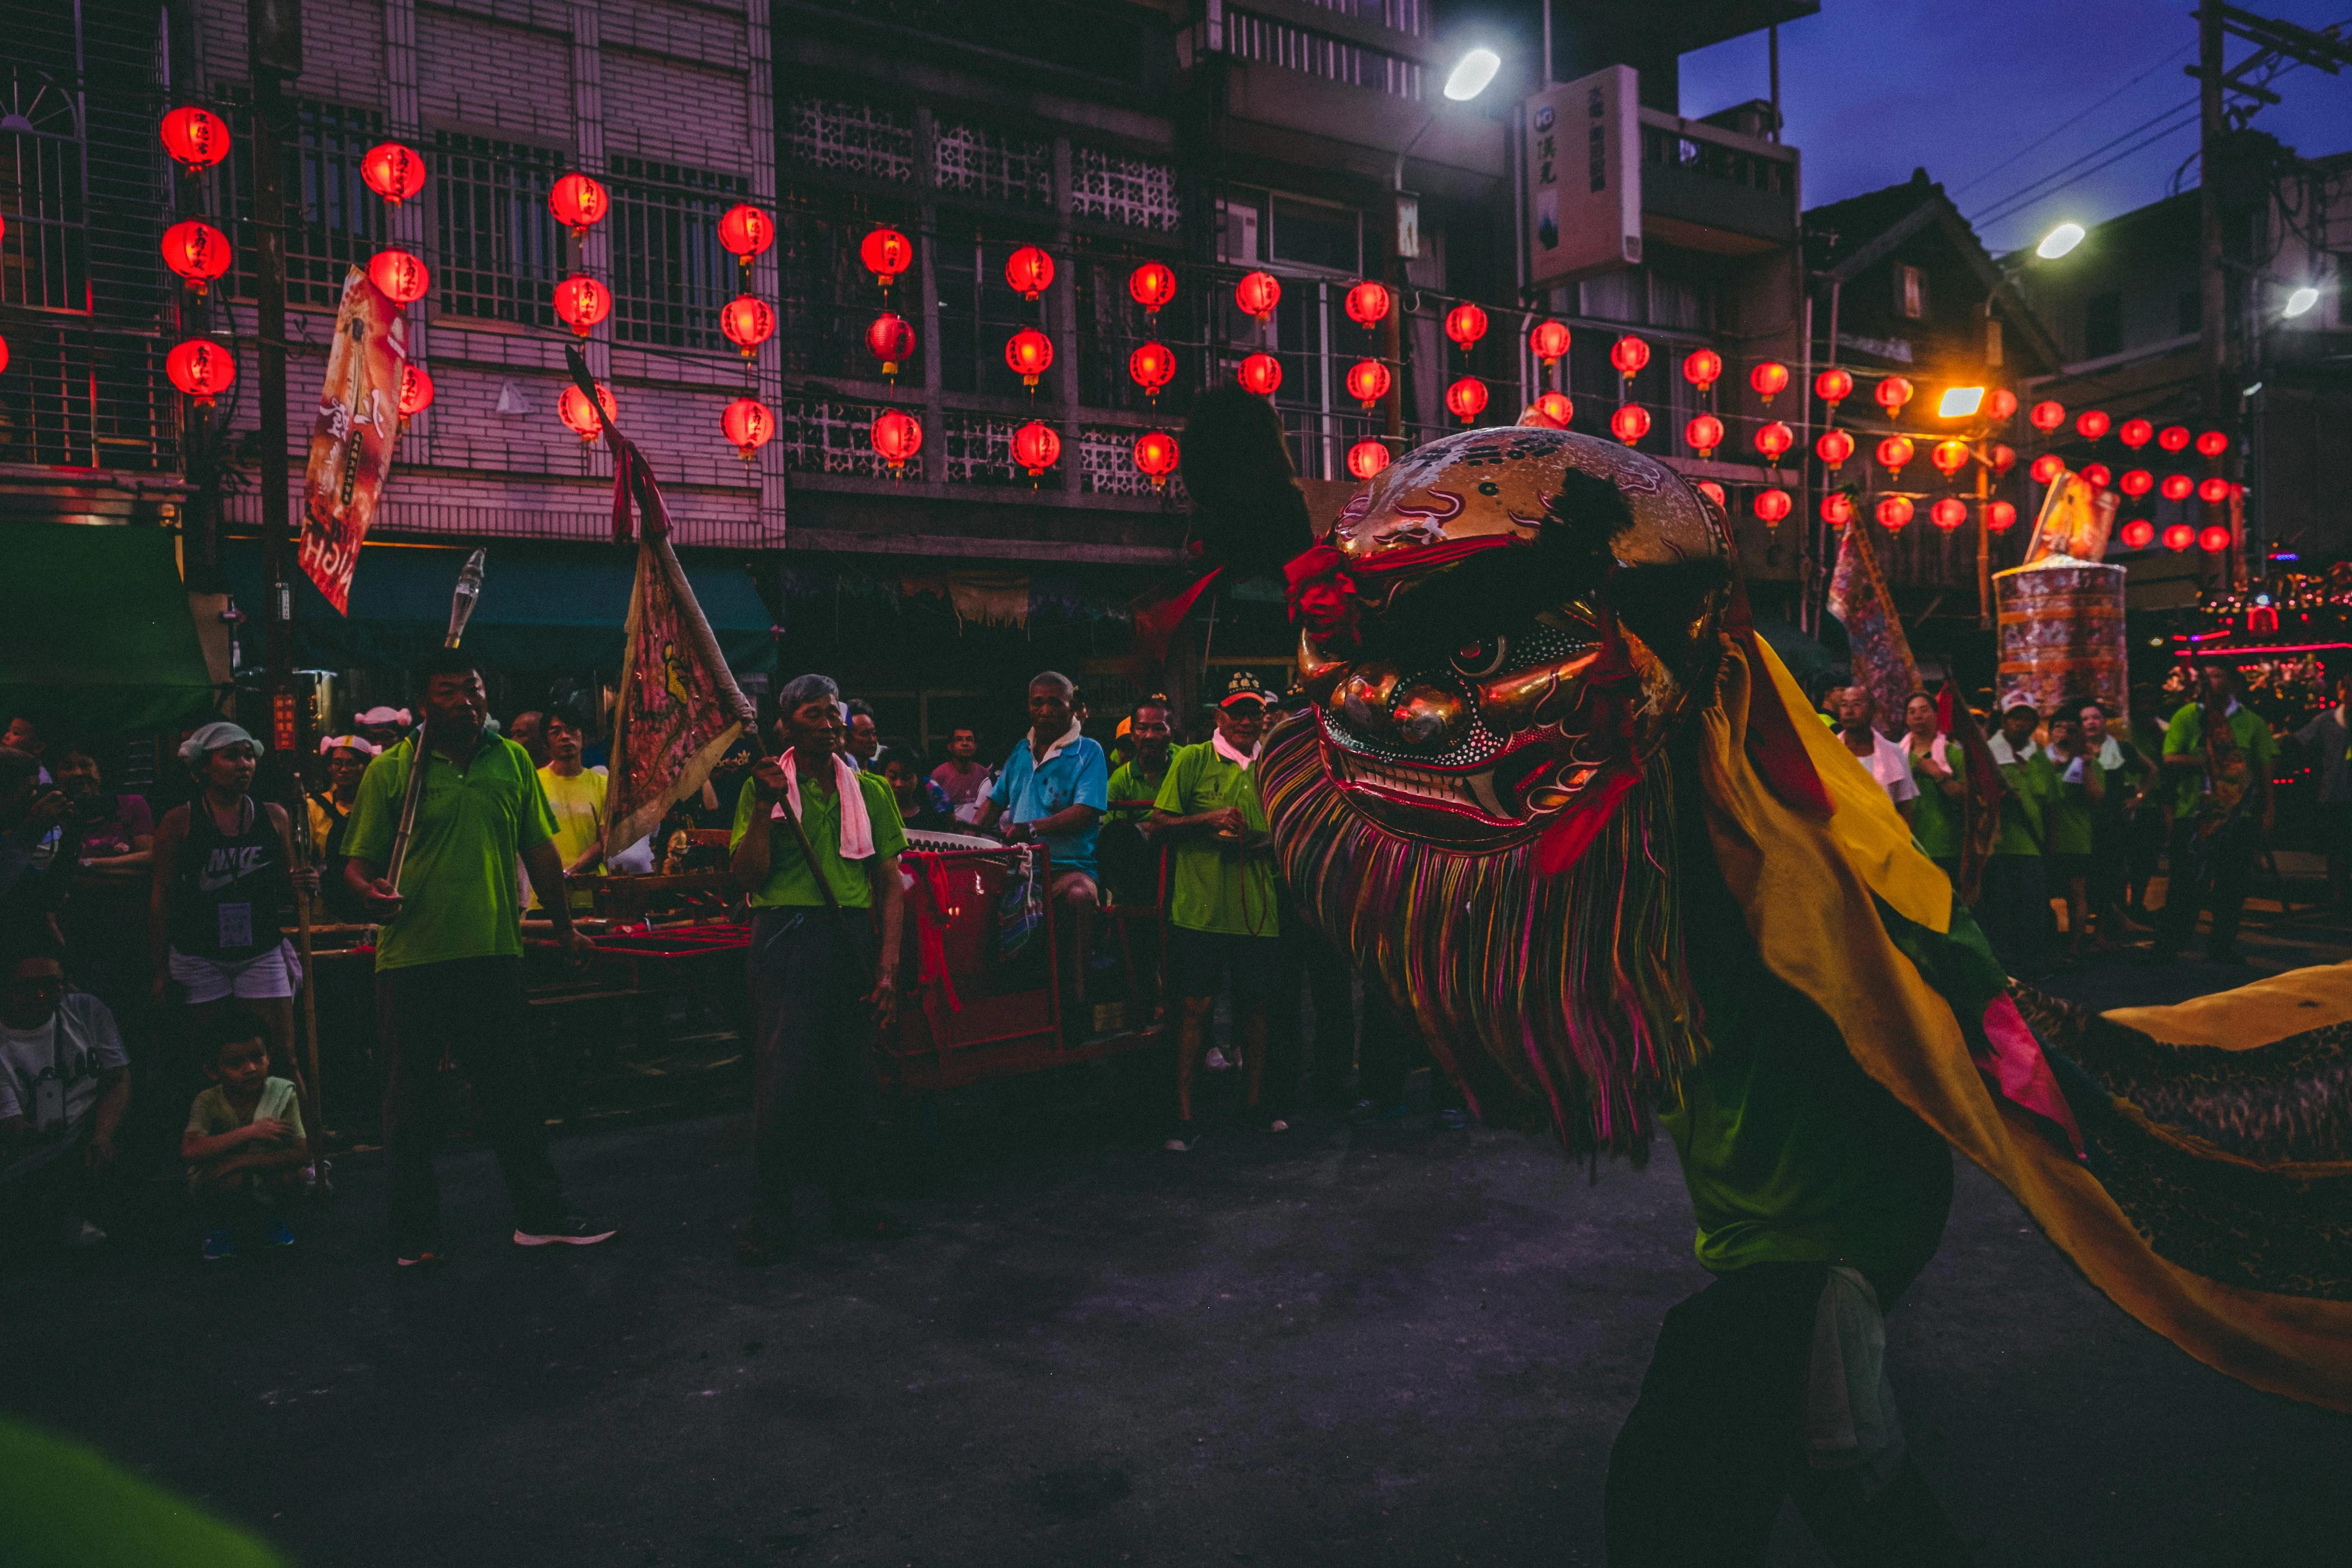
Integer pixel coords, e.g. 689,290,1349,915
250,0,302,777
2196,4,2227,428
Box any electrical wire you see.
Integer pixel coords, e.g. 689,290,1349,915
1948,40,2195,198
1973,108,2202,230
1965,96,2199,226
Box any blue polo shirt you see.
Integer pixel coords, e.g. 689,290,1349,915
990,729,1109,877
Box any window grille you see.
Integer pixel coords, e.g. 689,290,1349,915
934,122,1054,209
1225,11,1422,100
607,154,746,351
432,132,564,327
0,322,169,470
1078,425,1182,500
1298,0,1428,34
777,395,890,477
220,95,387,308
783,97,916,184
942,410,1021,484
1070,147,1181,231
0,73,88,313
776,207,921,383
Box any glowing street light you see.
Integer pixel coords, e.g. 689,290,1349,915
2036,222,2086,260
2283,285,2321,319
1443,48,1502,102
1937,386,1985,419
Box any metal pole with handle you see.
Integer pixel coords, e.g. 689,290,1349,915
384,549,486,887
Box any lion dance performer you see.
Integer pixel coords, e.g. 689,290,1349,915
1248,420,2352,1563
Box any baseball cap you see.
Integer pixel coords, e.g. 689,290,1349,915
1220,671,1272,709
1998,690,2038,715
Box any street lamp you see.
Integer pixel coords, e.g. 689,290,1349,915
2035,222,2086,259
2283,285,2321,318
1394,46,1504,256
1443,47,1502,102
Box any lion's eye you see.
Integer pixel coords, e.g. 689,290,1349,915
1451,637,1509,678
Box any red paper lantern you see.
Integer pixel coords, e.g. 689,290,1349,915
2160,474,2194,501
1531,391,1573,428
1609,334,1650,379
1930,497,1968,533
548,173,610,235
0,332,10,378
722,397,775,461
1443,302,1488,353
2031,453,2065,485
1234,270,1280,322
1129,261,1177,315
1753,487,1792,527
2196,429,2229,457
165,339,236,403
1989,443,2017,475
2198,477,2231,503
1345,359,1392,410
2076,409,2111,441
1986,500,2018,533
1134,429,1180,486
1005,245,1054,301
1127,341,1176,400
2119,469,2154,497
1876,495,1914,532
1013,419,1061,478
1346,440,1390,480
2199,524,2232,553
1985,389,2018,421
1875,376,1914,417
1754,420,1794,462
2028,400,2066,433
1815,428,1855,470
361,142,426,206
554,274,613,338
1446,376,1489,425
1814,367,1853,407
1876,435,1914,476
2119,417,2153,450
2081,462,2111,490
1005,327,1054,388
718,204,775,260
1343,281,1391,328
2161,521,2196,551
1749,360,1789,404
1821,491,1855,528
860,227,914,290
558,381,615,444
368,248,429,305
1681,347,1722,390
871,408,923,472
159,220,231,295
1237,352,1282,397
1531,320,1573,366
1695,480,1728,510
397,363,434,420
1930,438,1971,477
160,105,231,173
2156,424,2191,453
1684,414,1725,457
2120,518,2155,549
864,311,915,377
1610,404,1651,444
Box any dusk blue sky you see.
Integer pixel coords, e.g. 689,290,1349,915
1677,0,2352,254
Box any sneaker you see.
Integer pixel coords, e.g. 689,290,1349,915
200,1228,237,1263
263,1218,296,1248
1204,1047,1233,1072
1164,1123,1200,1152
394,1247,442,1269
1242,1107,1290,1134
63,1219,107,1250
514,1216,618,1248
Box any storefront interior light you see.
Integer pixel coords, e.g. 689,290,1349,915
1443,48,1502,101
2036,222,2085,259
1937,386,1984,418
2283,286,2320,318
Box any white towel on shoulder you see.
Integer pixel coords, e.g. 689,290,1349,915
773,749,874,860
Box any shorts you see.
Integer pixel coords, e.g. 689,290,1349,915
169,940,302,1004
2046,854,2094,885
1168,925,1281,1005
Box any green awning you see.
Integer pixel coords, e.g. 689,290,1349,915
0,521,220,735
223,539,776,675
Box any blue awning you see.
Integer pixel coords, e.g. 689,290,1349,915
223,539,775,675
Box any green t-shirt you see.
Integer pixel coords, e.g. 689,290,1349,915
2162,701,2278,820
729,770,906,910
0,1417,287,1568
342,734,557,971
1990,742,2057,857
1906,741,1968,861
185,1077,304,1190
1104,757,1169,828
2044,751,2097,857
1152,741,1278,938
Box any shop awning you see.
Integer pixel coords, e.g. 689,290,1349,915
0,521,220,735
223,539,776,675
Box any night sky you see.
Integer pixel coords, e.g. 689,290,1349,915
1678,0,2352,255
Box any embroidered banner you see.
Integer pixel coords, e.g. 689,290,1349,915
297,268,408,614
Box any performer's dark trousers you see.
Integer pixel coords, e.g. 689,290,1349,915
747,907,878,1216
1972,854,2047,975
378,957,566,1249
1605,1262,1970,1568
2157,818,2256,957
1267,911,1355,1116
1356,985,1463,1115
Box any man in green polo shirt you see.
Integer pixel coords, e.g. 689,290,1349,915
1972,691,2059,978
1152,672,1284,1147
2153,663,2276,964
343,649,613,1266
1101,695,1174,906
729,672,907,1264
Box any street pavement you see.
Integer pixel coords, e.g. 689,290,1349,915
5,868,2350,1567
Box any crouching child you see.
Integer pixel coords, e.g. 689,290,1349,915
182,1011,308,1261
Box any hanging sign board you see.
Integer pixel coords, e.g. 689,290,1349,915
1524,65,1642,292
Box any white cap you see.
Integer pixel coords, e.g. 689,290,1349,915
1999,690,2038,714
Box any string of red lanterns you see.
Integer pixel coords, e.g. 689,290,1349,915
165,338,236,404
559,381,616,444
1444,376,1488,425
1442,302,1487,355
870,408,922,473
1234,270,1279,322
1610,404,1650,445
1005,245,1054,301
160,220,232,295
1014,419,1060,480
1237,353,1282,397
160,105,231,173
865,312,915,379
1345,359,1391,411
554,274,613,338
1006,327,1054,390
549,173,610,238
1346,440,1390,480
1128,341,1175,401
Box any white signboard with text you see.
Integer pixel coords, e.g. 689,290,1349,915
1524,65,1642,291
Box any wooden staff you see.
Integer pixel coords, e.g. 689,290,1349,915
384,548,486,886
289,798,331,1149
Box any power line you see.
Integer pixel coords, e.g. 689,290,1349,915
1948,41,2195,198
1965,96,2199,224
1974,112,2201,231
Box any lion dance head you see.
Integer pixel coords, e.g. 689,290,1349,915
1262,422,1736,1155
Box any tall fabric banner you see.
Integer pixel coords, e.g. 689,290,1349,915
2023,469,2118,565
601,441,759,858
1825,521,1923,736
298,268,408,614
1936,682,2008,907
